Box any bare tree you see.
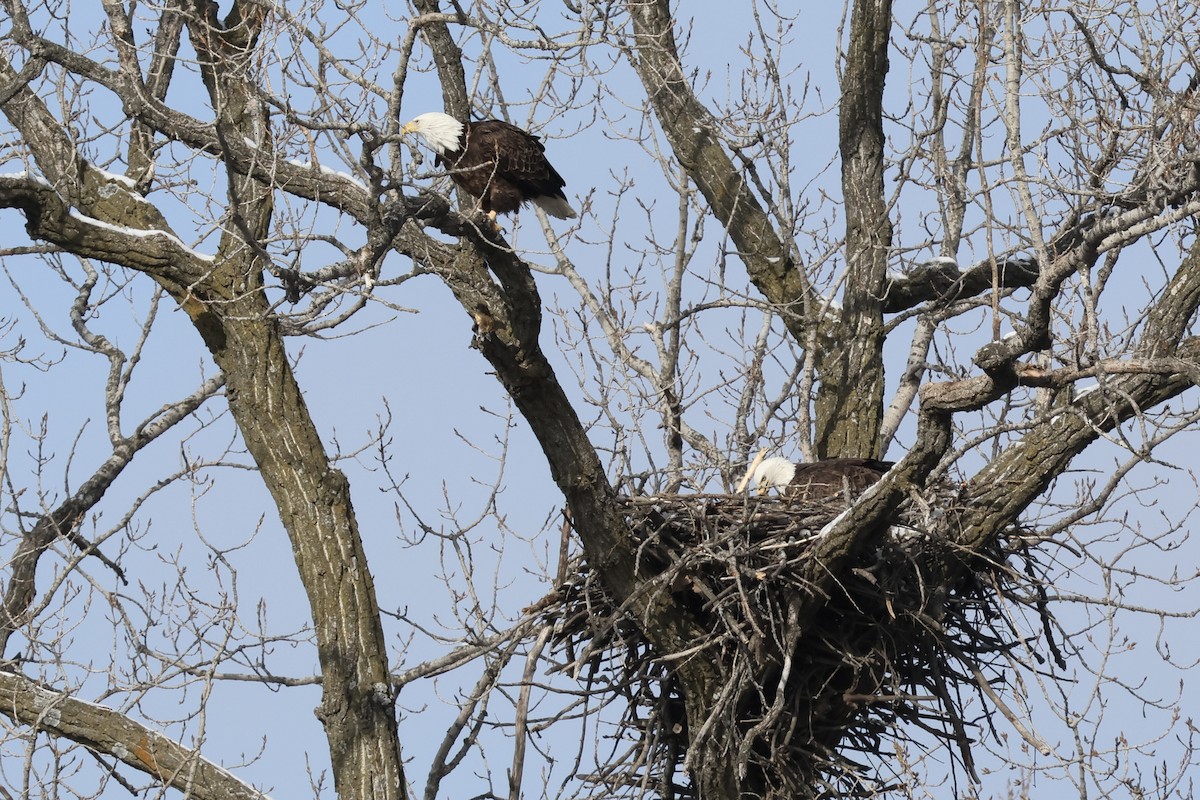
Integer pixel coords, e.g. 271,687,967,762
1,1,1198,799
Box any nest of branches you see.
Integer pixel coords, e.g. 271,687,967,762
539,488,1058,799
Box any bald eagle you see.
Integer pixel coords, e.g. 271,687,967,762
752,456,893,503
401,112,577,221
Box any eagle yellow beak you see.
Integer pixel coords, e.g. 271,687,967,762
400,121,418,135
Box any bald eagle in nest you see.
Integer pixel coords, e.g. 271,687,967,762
751,456,893,503
401,112,577,221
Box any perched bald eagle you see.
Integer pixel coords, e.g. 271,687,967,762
752,456,893,503
401,112,577,221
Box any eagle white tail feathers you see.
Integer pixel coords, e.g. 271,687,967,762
533,194,577,219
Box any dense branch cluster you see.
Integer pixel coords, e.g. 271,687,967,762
543,489,1057,798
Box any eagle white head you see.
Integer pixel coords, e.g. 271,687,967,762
401,111,464,155
751,457,797,494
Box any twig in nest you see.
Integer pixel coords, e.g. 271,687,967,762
735,449,768,494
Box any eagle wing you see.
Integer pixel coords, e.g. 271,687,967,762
468,120,567,194
789,458,892,503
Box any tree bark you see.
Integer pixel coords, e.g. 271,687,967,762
815,0,894,458
0,669,267,800
203,292,405,800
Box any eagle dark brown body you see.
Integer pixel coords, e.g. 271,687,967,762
787,458,893,502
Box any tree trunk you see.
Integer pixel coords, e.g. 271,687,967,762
193,289,407,800
815,0,894,458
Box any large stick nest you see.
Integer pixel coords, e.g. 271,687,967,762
537,486,1056,799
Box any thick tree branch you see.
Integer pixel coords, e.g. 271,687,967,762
410,0,470,120
103,0,185,191
622,0,807,340
0,670,269,800
955,231,1200,548
0,175,212,285
882,254,1040,313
